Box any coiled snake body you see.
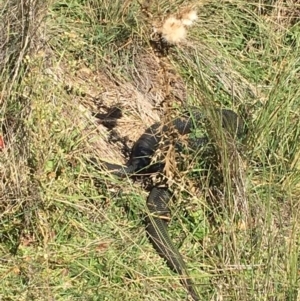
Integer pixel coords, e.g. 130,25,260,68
103,109,244,300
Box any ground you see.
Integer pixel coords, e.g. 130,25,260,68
0,0,300,300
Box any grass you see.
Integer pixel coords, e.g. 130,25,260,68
1,0,300,300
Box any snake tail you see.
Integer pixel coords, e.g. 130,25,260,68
146,187,200,301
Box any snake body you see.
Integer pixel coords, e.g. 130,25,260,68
103,108,243,300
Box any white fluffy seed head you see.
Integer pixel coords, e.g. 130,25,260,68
181,10,198,26
161,16,186,44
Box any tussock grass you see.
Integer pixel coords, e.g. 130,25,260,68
1,0,300,300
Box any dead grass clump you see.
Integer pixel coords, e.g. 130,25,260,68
0,0,46,84
261,0,300,29
0,0,48,251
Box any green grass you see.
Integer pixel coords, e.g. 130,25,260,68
1,0,300,300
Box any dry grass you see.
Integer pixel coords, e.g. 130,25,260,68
1,0,300,300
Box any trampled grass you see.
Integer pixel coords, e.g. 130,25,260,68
0,0,299,300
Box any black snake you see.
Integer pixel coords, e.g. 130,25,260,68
102,108,244,300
